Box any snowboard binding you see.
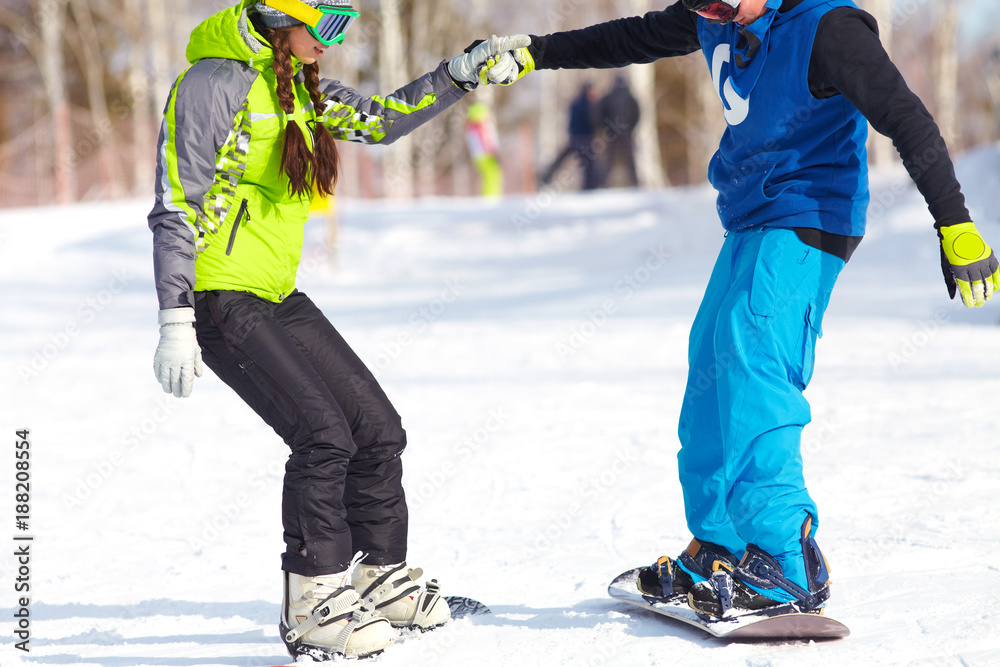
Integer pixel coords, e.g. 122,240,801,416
689,518,831,616
636,538,739,600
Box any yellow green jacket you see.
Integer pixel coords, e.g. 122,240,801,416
148,0,467,308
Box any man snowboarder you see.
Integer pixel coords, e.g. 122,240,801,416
482,0,1000,616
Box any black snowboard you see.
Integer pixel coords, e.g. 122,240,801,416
445,595,492,619
608,567,849,640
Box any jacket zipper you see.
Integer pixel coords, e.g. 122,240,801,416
226,199,249,256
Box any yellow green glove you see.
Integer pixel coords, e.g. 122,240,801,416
938,222,1000,307
486,38,535,86
449,35,532,91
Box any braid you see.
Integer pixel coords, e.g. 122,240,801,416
303,63,340,198
270,30,297,115
268,28,315,199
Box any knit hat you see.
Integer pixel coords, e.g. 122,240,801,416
253,0,350,29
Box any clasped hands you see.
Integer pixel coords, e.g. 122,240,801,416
448,34,534,91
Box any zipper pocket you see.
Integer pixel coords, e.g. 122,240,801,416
226,199,249,256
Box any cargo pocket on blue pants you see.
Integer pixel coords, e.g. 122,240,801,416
794,301,823,390
748,230,788,319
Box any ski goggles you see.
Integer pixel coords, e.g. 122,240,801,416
263,0,360,45
683,0,739,23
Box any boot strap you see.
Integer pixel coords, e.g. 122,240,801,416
739,548,829,611
409,579,443,628
360,565,423,608
709,570,734,615
284,587,359,643
655,556,674,597
333,609,369,656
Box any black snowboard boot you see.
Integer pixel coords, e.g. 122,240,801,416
688,518,831,617
636,538,740,600
687,567,785,617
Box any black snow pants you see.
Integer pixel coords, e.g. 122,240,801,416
194,289,408,576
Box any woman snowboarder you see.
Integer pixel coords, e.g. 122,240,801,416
148,0,525,658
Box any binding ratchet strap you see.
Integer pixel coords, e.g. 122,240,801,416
712,559,734,573
655,556,674,597
412,579,443,627
283,587,357,643
360,564,422,609
333,610,367,655
741,548,829,611
709,570,734,615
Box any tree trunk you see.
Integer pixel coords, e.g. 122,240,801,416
629,63,665,189
327,29,362,200
147,0,174,138
38,0,73,204
123,0,154,197
686,56,716,185
630,0,666,189
378,0,413,198
932,0,959,151
864,0,895,167
69,0,120,198
535,7,568,187
410,0,436,197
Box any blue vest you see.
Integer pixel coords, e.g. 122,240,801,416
697,0,869,236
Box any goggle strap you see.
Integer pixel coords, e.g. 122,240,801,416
691,0,735,8
262,0,324,28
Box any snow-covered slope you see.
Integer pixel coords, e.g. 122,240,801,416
1,145,999,666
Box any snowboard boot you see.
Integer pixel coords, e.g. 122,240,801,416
688,519,831,617
636,538,740,600
352,562,452,630
279,570,396,660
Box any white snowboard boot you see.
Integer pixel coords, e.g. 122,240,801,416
280,570,396,659
352,562,452,630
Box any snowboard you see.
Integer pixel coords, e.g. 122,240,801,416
608,567,849,640
445,595,492,619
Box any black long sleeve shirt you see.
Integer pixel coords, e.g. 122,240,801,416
529,0,970,259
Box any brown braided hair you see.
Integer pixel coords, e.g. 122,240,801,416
266,26,340,199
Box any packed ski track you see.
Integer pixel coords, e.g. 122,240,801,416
2,144,1000,666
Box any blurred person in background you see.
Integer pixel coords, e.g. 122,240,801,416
594,75,640,188
465,102,504,198
538,81,601,190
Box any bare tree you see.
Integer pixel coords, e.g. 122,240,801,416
147,1,174,136
122,0,154,196
863,0,895,167
932,0,959,150
685,55,720,185
629,0,666,189
68,0,120,198
379,0,413,198
37,0,74,203
986,46,1000,141
0,0,987,207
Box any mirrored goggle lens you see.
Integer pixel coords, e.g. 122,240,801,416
309,7,359,45
694,2,737,22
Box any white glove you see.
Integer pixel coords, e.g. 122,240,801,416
153,307,203,398
448,34,532,90
485,36,534,85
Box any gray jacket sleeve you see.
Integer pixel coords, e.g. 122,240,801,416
147,59,256,310
318,60,468,145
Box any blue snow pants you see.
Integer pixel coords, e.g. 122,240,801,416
677,226,844,595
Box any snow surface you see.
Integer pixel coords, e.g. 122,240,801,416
2,145,1000,666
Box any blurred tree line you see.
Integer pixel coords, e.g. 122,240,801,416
0,0,997,207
